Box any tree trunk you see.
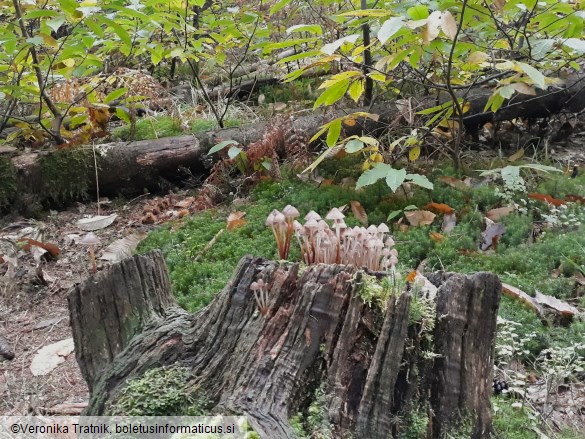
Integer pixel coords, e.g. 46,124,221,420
69,251,502,439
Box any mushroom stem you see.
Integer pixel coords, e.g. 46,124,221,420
89,246,96,274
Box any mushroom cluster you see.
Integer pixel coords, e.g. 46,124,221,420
265,205,300,259
266,207,398,271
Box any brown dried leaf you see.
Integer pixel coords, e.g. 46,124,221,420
350,201,368,225
405,210,436,226
486,206,514,221
174,197,195,209
438,176,470,191
481,218,505,250
227,211,247,230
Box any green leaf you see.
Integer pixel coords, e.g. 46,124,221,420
345,139,364,153
321,34,360,56
115,107,131,124
46,16,66,33
378,17,403,45
519,164,561,173
407,5,429,20
104,88,128,104
499,85,515,100
563,38,585,54
286,24,323,35
228,146,242,159
207,140,238,155
326,119,342,147
348,79,364,103
406,173,433,190
517,62,546,89
314,79,350,109
387,210,403,221
356,163,394,189
385,168,407,192
270,0,292,15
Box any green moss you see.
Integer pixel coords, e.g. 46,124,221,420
111,116,184,141
39,147,92,204
106,365,210,416
0,157,17,210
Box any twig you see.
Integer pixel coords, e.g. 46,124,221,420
193,228,225,262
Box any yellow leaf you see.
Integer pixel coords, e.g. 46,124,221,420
369,72,387,82
507,148,525,162
348,79,364,103
467,51,489,65
409,145,421,161
441,11,458,40
371,153,384,163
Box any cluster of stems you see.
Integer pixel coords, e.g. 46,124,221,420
250,279,269,316
266,207,398,271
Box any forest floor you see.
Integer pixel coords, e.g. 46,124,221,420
1,118,585,438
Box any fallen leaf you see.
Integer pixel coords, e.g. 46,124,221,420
507,148,525,162
527,193,565,206
100,233,147,263
227,211,247,230
405,210,436,226
174,197,195,209
486,206,514,221
424,202,454,215
438,176,469,191
429,232,444,242
76,214,118,231
442,213,457,232
406,271,417,282
565,194,585,204
481,218,506,251
350,201,368,225
30,338,74,376
19,238,60,258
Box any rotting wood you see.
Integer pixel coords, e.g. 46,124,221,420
70,251,502,438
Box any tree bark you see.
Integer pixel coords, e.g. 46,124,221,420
69,251,502,439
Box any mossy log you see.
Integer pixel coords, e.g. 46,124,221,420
69,251,501,439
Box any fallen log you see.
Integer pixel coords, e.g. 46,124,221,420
69,250,501,438
2,73,584,213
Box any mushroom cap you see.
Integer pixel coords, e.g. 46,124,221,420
80,232,100,246
367,224,378,234
257,279,265,288
305,210,322,222
326,207,345,221
265,213,275,226
293,220,303,230
250,281,259,290
304,218,319,228
385,237,395,247
282,205,300,218
317,220,329,230
378,223,390,233
273,212,286,224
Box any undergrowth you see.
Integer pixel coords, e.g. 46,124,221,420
138,163,585,437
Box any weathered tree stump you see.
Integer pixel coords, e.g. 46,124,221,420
69,251,501,439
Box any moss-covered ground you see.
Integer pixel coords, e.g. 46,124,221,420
137,159,585,438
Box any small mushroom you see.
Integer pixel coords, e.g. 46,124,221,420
80,232,100,274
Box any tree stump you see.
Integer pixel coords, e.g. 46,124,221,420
69,251,501,439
